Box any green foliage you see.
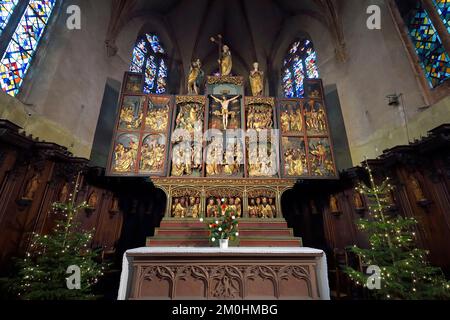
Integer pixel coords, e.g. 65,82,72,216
344,164,450,300
203,204,239,244
8,199,107,300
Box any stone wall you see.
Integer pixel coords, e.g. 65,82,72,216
0,0,129,159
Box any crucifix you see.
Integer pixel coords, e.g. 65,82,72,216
210,95,240,129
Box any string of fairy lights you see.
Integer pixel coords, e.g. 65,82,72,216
18,173,106,297
345,161,450,299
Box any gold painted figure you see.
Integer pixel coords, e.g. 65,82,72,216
171,145,193,176
119,105,142,129
173,197,187,218
207,198,218,217
175,104,203,135
146,105,169,132
261,197,274,218
310,142,327,167
206,139,222,176
140,139,165,172
305,100,326,133
220,45,232,76
247,105,273,130
187,59,204,95
206,141,242,176
249,62,264,96
269,198,277,217
187,197,200,218
281,110,291,133
235,197,242,217
114,139,138,172
210,95,240,130
284,148,306,176
280,108,302,133
248,144,276,177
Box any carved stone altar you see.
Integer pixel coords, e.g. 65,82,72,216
118,247,330,300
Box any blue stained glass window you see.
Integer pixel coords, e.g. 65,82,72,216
0,0,56,96
432,0,450,32
130,33,167,94
282,68,294,98
0,0,18,35
282,39,319,98
305,48,319,79
130,39,146,72
293,57,305,97
144,55,157,93
404,1,450,87
156,59,167,94
146,34,164,54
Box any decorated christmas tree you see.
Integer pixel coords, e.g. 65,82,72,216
8,184,106,300
201,203,239,244
345,163,450,300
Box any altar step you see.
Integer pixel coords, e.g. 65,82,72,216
146,238,302,247
146,218,303,247
159,219,290,229
155,228,293,237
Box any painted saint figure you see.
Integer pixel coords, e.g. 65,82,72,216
249,62,264,96
220,45,232,76
187,59,204,95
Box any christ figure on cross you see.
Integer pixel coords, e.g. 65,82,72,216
210,95,240,129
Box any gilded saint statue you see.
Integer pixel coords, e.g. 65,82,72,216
187,58,204,95
220,45,232,76
249,62,264,96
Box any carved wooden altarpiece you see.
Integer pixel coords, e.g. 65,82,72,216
107,75,337,221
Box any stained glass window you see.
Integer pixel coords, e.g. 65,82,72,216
0,0,56,96
282,39,319,98
0,0,18,35
432,0,450,32
130,33,168,94
282,68,294,98
403,1,450,87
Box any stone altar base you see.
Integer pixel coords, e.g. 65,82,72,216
118,247,330,300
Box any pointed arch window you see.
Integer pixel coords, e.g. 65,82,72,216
282,39,319,98
130,33,168,94
0,0,56,96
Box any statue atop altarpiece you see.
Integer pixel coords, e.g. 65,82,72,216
220,45,233,76
249,62,264,96
210,34,233,76
187,58,204,95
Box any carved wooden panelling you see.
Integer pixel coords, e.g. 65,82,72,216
129,261,319,300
